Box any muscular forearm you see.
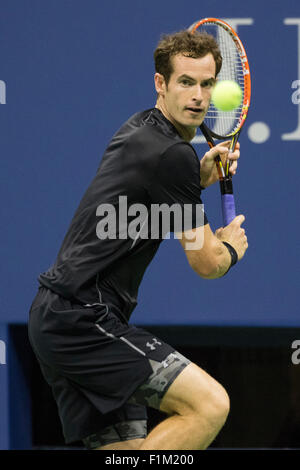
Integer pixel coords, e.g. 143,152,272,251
195,241,232,279
180,219,245,280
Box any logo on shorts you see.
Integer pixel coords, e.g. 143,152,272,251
146,338,162,351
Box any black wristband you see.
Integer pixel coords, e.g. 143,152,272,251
222,242,238,273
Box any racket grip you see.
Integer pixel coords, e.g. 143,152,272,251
222,194,236,226
220,177,236,226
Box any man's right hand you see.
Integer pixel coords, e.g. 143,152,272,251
215,215,248,261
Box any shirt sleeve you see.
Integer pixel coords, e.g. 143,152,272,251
146,142,208,233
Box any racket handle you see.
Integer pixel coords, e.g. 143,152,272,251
220,177,236,226
222,193,236,226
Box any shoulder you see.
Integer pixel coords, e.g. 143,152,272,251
161,141,198,160
158,141,200,174
123,108,184,152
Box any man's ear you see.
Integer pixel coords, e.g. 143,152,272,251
154,73,166,96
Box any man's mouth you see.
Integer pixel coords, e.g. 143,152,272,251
185,107,203,114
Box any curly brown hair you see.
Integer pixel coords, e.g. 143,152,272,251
154,30,222,85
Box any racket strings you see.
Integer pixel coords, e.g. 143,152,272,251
196,23,246,137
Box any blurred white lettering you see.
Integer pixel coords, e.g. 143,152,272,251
282,19,300,140
0,80,6,104
291,340,300,365
291,80,300,104
0,340,6,365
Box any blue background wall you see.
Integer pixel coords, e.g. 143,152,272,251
1,0,300,327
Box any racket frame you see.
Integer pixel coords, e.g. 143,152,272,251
189,17,251,142
189,17,251,225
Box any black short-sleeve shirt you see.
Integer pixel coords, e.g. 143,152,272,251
38,108,208,321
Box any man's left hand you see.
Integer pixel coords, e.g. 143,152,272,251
199,141,240,188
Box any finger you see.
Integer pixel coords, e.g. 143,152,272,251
234,214,245,226
228,148,240,160
216,140,231,148
228,152,240,161
206,146,229,160
218,141,240,151
217,146,232,158
229,161,237,174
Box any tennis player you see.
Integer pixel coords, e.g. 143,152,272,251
28,30,248,450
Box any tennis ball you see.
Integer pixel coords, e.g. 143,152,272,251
211,80,242,111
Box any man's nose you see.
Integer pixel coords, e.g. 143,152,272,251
193,85,203,102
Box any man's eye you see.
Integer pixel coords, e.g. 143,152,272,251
202,80,214,88
181,80,192,86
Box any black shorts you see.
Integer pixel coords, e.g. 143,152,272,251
28,286,191,447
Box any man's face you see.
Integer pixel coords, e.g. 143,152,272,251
155,53,216,136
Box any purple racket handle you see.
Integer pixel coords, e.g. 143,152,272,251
222,193,236,226
220,177,236,226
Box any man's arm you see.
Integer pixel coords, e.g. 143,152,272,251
176,215,248,279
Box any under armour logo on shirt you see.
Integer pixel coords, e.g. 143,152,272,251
146,338,162,351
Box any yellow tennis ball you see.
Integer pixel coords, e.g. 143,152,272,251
212,80,242,111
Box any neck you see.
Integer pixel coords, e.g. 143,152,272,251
155,99,196,142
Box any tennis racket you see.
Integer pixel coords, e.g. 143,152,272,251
189,18,251,226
